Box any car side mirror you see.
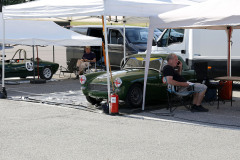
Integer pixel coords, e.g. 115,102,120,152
152,39,157,46
157,40,162,47
117,37,123,45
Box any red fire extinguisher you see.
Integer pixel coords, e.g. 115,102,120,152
110,93,119,114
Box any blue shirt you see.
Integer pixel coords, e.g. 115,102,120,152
82,52,96,60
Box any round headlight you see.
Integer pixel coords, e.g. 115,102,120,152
79,75,87,84
114,77,122,88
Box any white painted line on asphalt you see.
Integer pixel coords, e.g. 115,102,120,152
7,89,44,96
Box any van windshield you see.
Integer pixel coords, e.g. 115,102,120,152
126,28,162,44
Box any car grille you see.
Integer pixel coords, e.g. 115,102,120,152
88,84,113,92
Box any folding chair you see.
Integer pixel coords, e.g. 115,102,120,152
59,58,78,78
163,77,195,113
85,62,97,74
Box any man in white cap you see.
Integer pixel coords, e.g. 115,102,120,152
76,46,96,77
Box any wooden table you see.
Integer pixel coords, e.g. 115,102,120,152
214,76,240,81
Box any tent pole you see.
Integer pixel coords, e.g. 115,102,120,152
53,45,55,63
32,45,35,83
227,26,232,77
103,16,111,105
123,17,126,64
1,11,7,98
36,46,39,79
142,23,154,110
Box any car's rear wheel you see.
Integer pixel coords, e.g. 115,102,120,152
40,67,53,80
126,83,143,108
86,96,102,105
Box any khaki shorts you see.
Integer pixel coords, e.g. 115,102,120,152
178,83,207,93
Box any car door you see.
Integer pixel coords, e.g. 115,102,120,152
156,29,185,56
108,28,124,68
146,59,168,101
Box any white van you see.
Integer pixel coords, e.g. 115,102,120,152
152,29,240,77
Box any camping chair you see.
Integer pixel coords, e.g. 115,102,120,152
84,62,97,74
59,58,78,78
163,77,195,113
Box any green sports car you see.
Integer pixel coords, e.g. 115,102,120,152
0,49,59,80
80,54,195,107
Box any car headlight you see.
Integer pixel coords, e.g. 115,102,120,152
114,77,122,88
79,75,87,84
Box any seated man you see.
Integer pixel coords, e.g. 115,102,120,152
163,53,208,112
76,46,96,76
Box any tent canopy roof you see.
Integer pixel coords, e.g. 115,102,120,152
150,0,240,30
0,18,102,46
3,0,201,19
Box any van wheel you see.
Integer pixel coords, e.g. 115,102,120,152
40,67,53,80
126,83,143,108
86,96,102,105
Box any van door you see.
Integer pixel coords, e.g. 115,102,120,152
108,29,124,68
155,29,186,58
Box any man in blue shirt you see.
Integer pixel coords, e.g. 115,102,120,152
76,46,96,76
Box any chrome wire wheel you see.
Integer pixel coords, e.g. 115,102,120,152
127,83,143,107
41,67,53,80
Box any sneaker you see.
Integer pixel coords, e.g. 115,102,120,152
191,104,209,112
191,104,200,112
196,105,209,112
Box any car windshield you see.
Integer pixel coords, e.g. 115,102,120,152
125,28,162,44
124,57,162,71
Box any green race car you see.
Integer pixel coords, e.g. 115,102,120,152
0,49,59,80
80,54,195,107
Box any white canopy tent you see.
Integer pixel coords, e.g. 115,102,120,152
0,17,102,97
1,0,204,107
142,0,240,109
2,0,198,19
149,0,240,76
0,17,102,46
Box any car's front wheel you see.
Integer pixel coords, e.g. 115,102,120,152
126,83,143,108
86,96,102,105
40,67,53,80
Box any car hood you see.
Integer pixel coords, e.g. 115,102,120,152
90,68,158,84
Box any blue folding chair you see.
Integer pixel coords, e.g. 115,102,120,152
163,77,195,113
